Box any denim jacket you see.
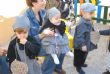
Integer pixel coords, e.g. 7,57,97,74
23,8,46,56
24,8,46,36
74,17,97,51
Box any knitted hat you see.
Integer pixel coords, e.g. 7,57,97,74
47,7,61,20
13,16,30,31
81,3,96,13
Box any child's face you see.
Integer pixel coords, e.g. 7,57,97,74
83,12,95,20
15,31,28,39
50,14,61,25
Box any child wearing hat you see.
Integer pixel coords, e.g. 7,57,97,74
7,16,42,74
40,7,71,74
73,3,96,73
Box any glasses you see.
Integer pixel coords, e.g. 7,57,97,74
37,0,46,2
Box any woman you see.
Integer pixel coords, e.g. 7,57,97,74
23,0,54,57
24,0,46,37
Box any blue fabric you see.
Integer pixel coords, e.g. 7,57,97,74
42,53,66,74
23,8,46,56
24,8,46,36
42,55,55,74
0,56,9,74
74,17,96,51
99,29,110,36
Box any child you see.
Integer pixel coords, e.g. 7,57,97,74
73,3,96,73
7,16,42,74
40,7,71,74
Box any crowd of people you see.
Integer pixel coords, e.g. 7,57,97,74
0,0,110,74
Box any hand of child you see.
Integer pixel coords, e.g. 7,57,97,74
20,38,27,45
82,46,88,52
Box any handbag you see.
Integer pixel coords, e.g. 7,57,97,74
11,42,28,74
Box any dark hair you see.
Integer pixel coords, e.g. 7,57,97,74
26,0,37,7
61,8,69,19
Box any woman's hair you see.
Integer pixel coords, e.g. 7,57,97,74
26,0,37,7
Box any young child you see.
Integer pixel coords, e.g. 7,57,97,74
7,16,42,74
40,7,71,74
73,3,96,73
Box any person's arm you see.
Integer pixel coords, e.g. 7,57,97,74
76,24,87,51
25,37,41,56
99,29,110,36
7,40,16,64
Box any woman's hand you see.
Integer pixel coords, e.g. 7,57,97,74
39,28,55,39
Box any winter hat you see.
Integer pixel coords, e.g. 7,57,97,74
47,7,61,20
13,15,30,31
81,3,96,13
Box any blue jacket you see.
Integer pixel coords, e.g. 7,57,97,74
24,8,46,36
74,17,97,51
23,8,46,56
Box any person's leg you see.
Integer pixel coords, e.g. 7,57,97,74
42,55,56,74
81,51,88,67
0,56,9,74
74,49,83,67
55,53,65,70
55,53,66,74
74,49,86,74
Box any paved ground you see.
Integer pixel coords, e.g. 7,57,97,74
61,24,110,74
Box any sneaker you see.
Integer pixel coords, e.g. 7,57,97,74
55,69,66,74
82,64,88,67
102,69,110,74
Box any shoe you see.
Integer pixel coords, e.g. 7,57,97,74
82,64,88,67
76,67,81,72
55,69,66,74
102,69,110,74
76,67,85,74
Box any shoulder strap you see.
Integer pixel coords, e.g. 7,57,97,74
15,41,27,63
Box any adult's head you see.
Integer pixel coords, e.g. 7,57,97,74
26,0,46,10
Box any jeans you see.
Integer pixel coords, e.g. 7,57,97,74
42,53,65,74
0,56,9,74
